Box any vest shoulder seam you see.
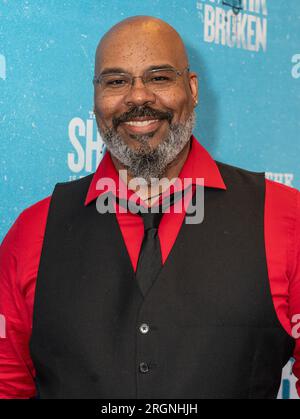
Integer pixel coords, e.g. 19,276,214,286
215,160,265,177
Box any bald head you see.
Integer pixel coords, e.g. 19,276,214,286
94,16,189,76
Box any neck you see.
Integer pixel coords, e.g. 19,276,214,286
110,138,192,205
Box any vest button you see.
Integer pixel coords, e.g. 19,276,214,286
139,323,150,334
139,362,150,373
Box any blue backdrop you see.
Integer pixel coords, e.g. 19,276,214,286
0,0,299,399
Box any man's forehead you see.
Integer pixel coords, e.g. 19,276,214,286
97,42,185,75
95,17,188,74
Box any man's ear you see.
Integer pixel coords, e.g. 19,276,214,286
189,72,198,105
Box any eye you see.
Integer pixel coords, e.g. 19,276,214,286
106,78,128,87
102,75,130,88
151,76,171,83
147,70,176,84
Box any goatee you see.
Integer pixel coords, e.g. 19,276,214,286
100,110,196,184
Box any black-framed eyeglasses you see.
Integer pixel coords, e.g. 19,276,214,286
93,66,190,94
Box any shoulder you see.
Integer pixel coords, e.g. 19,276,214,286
10,174,95,243
265,177,299,207
8,195,53,249
15,175,94,237
20,194,52,218
264,179,299,282
263,177,299,222
217,160,299,201
0,195,52,286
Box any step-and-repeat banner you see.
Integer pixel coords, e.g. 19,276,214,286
0,0,299,399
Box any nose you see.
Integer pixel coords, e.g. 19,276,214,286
124,77,156,108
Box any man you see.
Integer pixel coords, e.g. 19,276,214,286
0,16,299,399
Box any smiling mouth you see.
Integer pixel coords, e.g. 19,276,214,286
124,119,159,127
121,118,165,134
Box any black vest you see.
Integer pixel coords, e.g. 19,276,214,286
29,161,294,399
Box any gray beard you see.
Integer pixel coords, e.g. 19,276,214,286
100,110,196,184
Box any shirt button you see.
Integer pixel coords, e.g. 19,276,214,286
139,362,150,373
139,323,150,334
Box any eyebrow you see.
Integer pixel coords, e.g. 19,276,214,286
99,64,176,76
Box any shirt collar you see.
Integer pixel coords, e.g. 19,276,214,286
84,135,227,206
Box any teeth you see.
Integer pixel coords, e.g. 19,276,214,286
124,119,159,127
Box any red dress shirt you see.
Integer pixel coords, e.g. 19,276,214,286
0,136,299,399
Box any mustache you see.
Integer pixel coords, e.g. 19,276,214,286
112,106,174,129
